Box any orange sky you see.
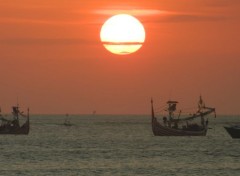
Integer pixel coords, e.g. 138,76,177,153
0,0,240,114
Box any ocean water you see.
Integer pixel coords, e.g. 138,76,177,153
0,115,240,176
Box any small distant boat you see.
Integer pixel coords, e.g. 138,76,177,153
63,114,72,126
151,96,216,136
0,105,30,135
224,125,240,138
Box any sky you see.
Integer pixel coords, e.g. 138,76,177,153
0,0,240,115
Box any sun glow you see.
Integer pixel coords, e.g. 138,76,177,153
100,14,145,55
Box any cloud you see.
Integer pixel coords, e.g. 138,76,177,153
133,11,228,24
0,38,99,46
95,8,227,23
95,9,169,16
159,13,227,23
0,17,88,26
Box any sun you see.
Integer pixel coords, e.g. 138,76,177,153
100,14,145,55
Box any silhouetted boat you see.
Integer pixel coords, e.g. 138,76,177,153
0,105,30,135
224,125,240,138
63,113,72,126
151,96,216,136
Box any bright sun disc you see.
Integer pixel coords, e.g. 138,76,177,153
100,14,145,55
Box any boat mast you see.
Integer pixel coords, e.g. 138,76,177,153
151,98,155,118
198,95,205,111
167,101,178,121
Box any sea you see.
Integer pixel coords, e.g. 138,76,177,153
0,115,240,176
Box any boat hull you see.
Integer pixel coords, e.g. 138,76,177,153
0,120,29,135
152,118,207,136
224,126,240,138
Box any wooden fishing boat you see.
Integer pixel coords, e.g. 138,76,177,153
224,125,240,138
151,96,216,136
63,113,72,126
0,105,30,135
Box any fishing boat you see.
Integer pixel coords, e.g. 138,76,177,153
224,125,240,138
151,96,216,136
0,105,30,135
63,113,72,126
